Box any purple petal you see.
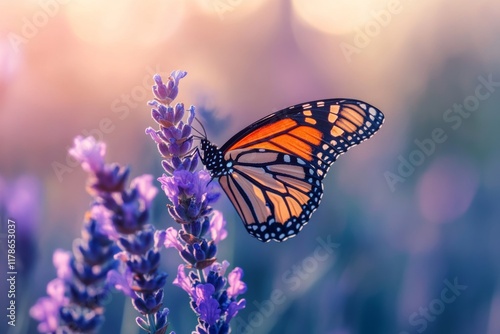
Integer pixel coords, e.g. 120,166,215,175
220,260,230,276
187,105,195,125
69,136,106,173
107,268,136,298
146,127,163,144
172,264,194,297
29,297,61,333
227,267,247,298
53,249,72,281
158,174,180,203
162,126,181,140
179,138,192,156
152,71,187,104
131,174,158,209
197,299,220,325
152,74,169,101
171,70,188,83
195,283,215,303
210,210,227,244
174,103,185,124
180,123,192,138
202,260,230,281
226,299,246,322
46,278,68,304
91,205,118,240
154,230,167,250
164,227,183,251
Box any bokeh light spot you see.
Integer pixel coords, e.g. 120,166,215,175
417,156,479,224
65,0,185,47
292,0,388,35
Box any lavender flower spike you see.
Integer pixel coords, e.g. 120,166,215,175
146,71,246,333
73,135,172,334
32,135,172,334
30,205,117,333
152,70,187,105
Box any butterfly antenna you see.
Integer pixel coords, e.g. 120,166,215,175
192,135,201,140
191,118,206,139
191,127,205,139
194,116,207,138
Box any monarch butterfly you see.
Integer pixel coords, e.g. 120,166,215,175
199,99,384,242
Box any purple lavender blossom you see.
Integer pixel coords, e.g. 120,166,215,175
152,70,187,105
68,136,106,174
30,296,62,333
31,201,117,333
146,70,246,333
69,137,171,334
30,251,71,333
32,136,171,334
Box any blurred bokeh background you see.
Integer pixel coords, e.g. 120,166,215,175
1,0,500,333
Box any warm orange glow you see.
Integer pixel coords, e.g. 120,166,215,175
65,0,185,47
292,0,388,35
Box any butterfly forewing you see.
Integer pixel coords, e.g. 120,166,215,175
205,99,384,242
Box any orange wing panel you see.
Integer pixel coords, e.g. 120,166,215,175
289,126,322,145
226,118,298,151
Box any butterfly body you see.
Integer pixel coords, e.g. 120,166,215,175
200,99,384,242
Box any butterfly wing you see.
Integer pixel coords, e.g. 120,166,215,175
219,99,384,242
219,149,324,242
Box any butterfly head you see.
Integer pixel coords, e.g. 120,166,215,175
200,139,230,177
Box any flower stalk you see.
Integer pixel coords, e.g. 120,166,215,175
146,70,246,333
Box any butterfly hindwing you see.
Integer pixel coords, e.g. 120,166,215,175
201,99,384,242
218,148,324,242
